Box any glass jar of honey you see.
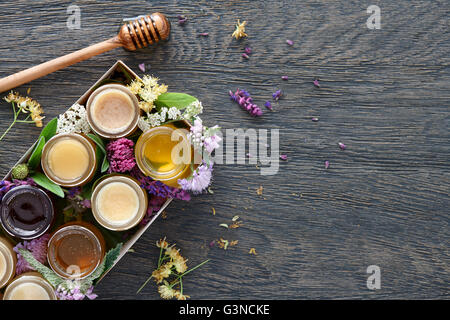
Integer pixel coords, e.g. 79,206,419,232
47,222,105,280
3,272,56,300
41,133,97,187
135,124,194,188
0,185,54,240
0,237,16,289
86,84,140,139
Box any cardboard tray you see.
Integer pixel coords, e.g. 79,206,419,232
0,60,172,283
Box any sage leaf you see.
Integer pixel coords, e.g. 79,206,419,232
30,171,65,198
154,92,197,110
87,133,106,154
101,155,110,173
17,248,64,288
27,136,45,169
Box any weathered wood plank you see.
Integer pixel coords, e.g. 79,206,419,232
0,0,448,299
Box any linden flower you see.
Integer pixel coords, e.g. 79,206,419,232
232,20,248,39
152,262,173,284
165,245,183,261
158,282,176,299
172,257,188,274
4,92,44,127
174,291,190,300
156,237,169,249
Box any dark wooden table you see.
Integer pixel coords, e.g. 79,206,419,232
0,1,448,299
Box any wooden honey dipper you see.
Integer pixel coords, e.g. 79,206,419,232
0,12,170,93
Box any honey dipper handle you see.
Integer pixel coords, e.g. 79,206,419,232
0,37,122,93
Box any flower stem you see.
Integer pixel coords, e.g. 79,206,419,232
0,120,16,142
179,259,210,278
136,275,153,294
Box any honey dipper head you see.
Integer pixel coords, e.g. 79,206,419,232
118,12,171,51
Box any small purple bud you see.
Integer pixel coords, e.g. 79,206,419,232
312,117,319,122
264,101,273,110
272,90,282,101
138,63,145,72
338,142,347,150
244,47,252,54
178,18,187,25
313,79,321,88
325,161,330,169
286,39,294,46
242,53,250,59
280,154,288,161
281,75,288,80
199,32,209,36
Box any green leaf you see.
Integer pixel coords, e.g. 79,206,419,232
87,133,106,154
103,243,123,272
39,117,58,141
17,248,64,288
154,92,197,110
30,171,65,198
101,155,110,173
27,136,45,169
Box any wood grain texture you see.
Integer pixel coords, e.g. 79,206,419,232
0,0,449,299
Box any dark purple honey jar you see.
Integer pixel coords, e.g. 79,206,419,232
0,186,54,240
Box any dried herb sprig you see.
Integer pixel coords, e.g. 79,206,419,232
137,238,210,300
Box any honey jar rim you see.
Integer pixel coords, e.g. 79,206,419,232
86,83,140,139
3,272,57,300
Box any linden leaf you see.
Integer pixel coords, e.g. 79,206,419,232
154,92,198,110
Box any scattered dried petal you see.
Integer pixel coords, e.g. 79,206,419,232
338,142,347,150
249,248,257,255
286,39,294,46
272,89,282,101
244,47,252,54
199,32,209,36
232,20,247,39
212,207,216,215
209,240,215,248
232,215,239,222
242,53,250,59
312,117,319,122
325,160,330,169
219,223,229,229
264,101,273,111
313,79,321,88
280,154,288,161
229,221,242,229
256,185,263,195
138,63,145,72
281,75,288,80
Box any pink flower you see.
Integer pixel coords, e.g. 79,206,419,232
106,138,136,173
178,163,213,194
204,134,222,154
14,234,50,275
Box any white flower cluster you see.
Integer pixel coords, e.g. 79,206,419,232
138,106,183,131
182,100,203,120
56,103,91,134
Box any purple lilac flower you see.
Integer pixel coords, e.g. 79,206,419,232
272,90,282,101
0,179,36,202
264,101,273,111
130,167,191,201
229,89,263,117
106,138,136,173
178,163,213,194
14,234,50,275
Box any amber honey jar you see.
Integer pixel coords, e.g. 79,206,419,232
47,222,105,279
135,124,194,188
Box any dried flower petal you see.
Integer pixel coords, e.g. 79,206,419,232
272,90,282,101
244,47,252,54
232,20,247,39
242,53,250,59
286,39,294,46
280,154,288,161
138,63,145,72
313,79,321,88
264,101,273,111
249,248,257,255
256,185,263,195
281,75,288,80
312,117,319,122
199,32,209,36
338,142,347,150
325,160,330,169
